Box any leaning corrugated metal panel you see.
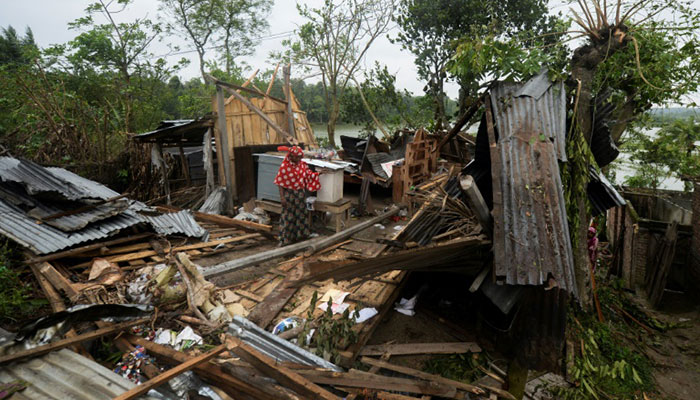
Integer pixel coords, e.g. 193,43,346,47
0,348,158,400
0,199,142,254
487,74,577,297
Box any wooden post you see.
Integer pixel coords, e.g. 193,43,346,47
203,127,215,198
152,142,171,205
284,64,296,138
459,174,492,237
178,144,191,186
266,62,281,96
216,85,236,212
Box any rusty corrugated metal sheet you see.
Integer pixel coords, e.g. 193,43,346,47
488,74,577,296
0,348,154,400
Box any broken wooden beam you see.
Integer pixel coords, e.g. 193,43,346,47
0,318,149,365
360,357,485,396
359,342,481,357
26,233,152,264
112,344,226,400
460,174,493,237
225,336,341,400
126,334,287,400
203,206,400,279
296,369,458,398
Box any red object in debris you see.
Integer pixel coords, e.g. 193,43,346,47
390,216,400,222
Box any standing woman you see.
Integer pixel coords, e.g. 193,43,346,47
274,146,321,246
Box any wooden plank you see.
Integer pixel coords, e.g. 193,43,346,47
266,62,280,96
191,210,273,233
360,342,481,357
296,369,457,398
0,318,148,365
216,85,236,210
112,345,226,400
284,64,296,138
247,274,299,328
125,334,282,400
77,234,261,266
236,289,265,303
337,388,422,400
30,263,66,312
360,357,487,396
26,233,152,263
39,262,79,299
208,74,296,144
460,174,493,237
225,336,340,400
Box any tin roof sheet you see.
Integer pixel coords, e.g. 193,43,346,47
0,199,142,254
0,157,88,200
488,74,577,296
0,348,149,400
136,209,208,240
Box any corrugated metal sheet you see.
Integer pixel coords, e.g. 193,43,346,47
46,167,121,200
136,209,208,240
488,74,577,296
0,157,88,200
588,166,625,216
228,316,341,371
0,199,142,254
0,348,150,400
0,181,129,232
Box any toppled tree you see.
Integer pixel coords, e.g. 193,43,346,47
450,0,700,306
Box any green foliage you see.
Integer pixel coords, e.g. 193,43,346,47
423,352,485,383
0,240,46,323
394,0,560,123
297,291,359,365
552,309,654,399
621,117,700,191
160,0,272,78
281,0,394,146
341,62,434,134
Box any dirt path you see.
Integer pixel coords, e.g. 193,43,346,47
632,292,700,400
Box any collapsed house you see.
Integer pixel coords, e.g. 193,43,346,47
0,69,695,399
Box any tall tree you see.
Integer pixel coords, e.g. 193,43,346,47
393,0,557,128
160,0,272,80
67,0,164,131
283,0,396,148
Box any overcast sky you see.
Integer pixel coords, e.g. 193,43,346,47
1,0,698,102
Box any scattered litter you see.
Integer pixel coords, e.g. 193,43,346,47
174,326,203,351
113,345,155,384
154,326,203,351
393,225,404,231
354,307,378,323
272,317,302,335
373,223,385,229
395,295,419,316
318,289,351,314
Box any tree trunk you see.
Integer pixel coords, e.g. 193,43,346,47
327,98,340,148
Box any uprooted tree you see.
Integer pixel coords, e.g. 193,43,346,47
450,0,700,306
